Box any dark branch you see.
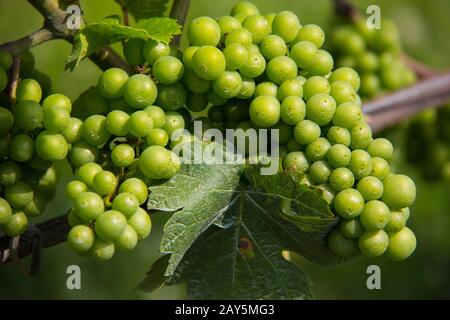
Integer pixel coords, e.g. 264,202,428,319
170,0,191,47
0,28,54,56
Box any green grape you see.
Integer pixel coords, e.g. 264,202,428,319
109,98,134,113
67,209,83,227
2,210,28,236
286,138,303,152
105,110,130,136
294,120,321,145
42,93,72,113
358,230,389,258
16,78,42,102
27,154,51,171
68,225,95,253
129,110,153,138
265,56,297,85
9,134,34,162
123,38,145,66
34,166,58,200
139,145,181,180
360,73,381,98
112,192,139,218
212,71,242,99
366,138,393,160
231,1,260,16
356,51,379,72
238,51,266,78
382,174,416,209
114,225,138,251
385,208,409,233
89,238,115,261
128,207,152,240
242,14,270,43
306,93,336,126
79,88,110,118
370,157,390,180
332,102,363,129
295,24,325,48
225,28,253,48
188,16,221,46
111,144,135,168
350,122,373,150
95,210,127,242
327,144,351,168
283,151,309,173
13,100,43,131
254,81,278,97
35,131,69,161
208,105,225,123
182,69,211,94
0,197,12,224
0,136,11,158
327,126,351,147
118,178,148,205
82,115,111,146
272,10,301,43
23,192,46,217
249,95,280,128
146,128,169,147
329,168,355,191
348,150,373,180
143,40,170,66
156,83,187,111
360,200,390,230
163,111,185,137
62,117,83,143
76,163,102,187
74,191,104,223
69,141,99,168
97,68,129,99
217,16,242,39
144,105,166,128
309,160,332,184
309,50,334,76
43,106,70,132
0,107,14,135
5,181,33,209
153,56,184,85
93,170,118,196
334,188,364,219
357,176,383,201
332,27,365,55
330,81,357,104
387,227,416,261
123,74,158,109
328,229,359,257
0,49,13,69
259,34,287,60
340,218,364,239
272,121,293,144
277,79,303,102
306,137,331,162
329,67,360,91
65,180,88,202
223,43,249,70
0,67,7,92
193,46,226,81
303,76,330,101
280,96,306,125
237,77,255,99
182,46,199,69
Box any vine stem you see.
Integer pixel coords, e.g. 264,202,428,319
170,0,191,48
8,56,21,105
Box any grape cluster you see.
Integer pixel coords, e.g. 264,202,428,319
0,49,62,237
330,18,416,98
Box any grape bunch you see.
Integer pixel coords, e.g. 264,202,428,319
330,18,416,99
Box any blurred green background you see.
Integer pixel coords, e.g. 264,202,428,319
0,0,449,299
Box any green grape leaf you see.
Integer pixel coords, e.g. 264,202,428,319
65,16,180,70
115,0,170,21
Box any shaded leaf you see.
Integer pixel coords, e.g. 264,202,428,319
116,0,170,21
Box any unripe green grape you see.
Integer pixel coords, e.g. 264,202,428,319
78,88,110,118
112,192,139,219
223,101,249,122
8,134,34,162
248,44,261,54
123,38,145,66
370,157,390,180
143,40,170,66
105,110,129,136
360,200,390,230
366,138,393,160
280,96,306,125
329,168,355,191
283,151,309,173
295,24,325,48
294,120,321,145
35,131,69,161
334,188,364,219
332,102,363,129
237,77,255,99
69,141,99,168
26,154,51,171
139,145,181,180
0,67,7,92
0,107,14,135
308,50,334,76
357,176,383,201
277,78,303,101
182,46,199,69
350,122,373,150
0,197,12,224
358,229,389,258
76,163,102,187
360,73,380,97
327,126,351,147
123,74,158,109
305,137,331,162
188,16,221,46
186,93,208,112
223,43,248,70
259,34,287,60
249,95,280,128
356,51,379,72
89,238,115,261
153,56,184,85
5,181,33,209
272,10,301,43
329,67,360,91
97,67,129,99
82,115,110,146
146,128,169,147
16,78,42,102
303,76,330,101
65,180,88,202
2,210,28,236
35,166,58,200
328,229,359,257
348,150,372,180
0,49,13,69
68,225,95,253
316,183,336,205
386,227,416,261
156,83,187,111
326,144,351,168
332,27,365,55
163,111,185,137
286,138,303,152
75,191,104,223
208,105,225,123
111,144,135,168
114,225,138,251
340,218,364,239
129,110,153,138
385,209,408,233
242,15,270,44
254,81,277,97
238,51,266,78
95,210,127,241
217,16,242,39
13,100,43,131
265,56,297,85
309,160,332,184
212,71,242,99
93,170,118,196
225,28,253,47
62,117,83,143
144,105,166,128
43,106,70,132
128,207,152,240
109,98,133,113
272,121,293,144
182,68,211,94
231,1,260,16
330,81,357,105
382,174,416,209
67,209,83,227
306,93,336,126
118,178,148,205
